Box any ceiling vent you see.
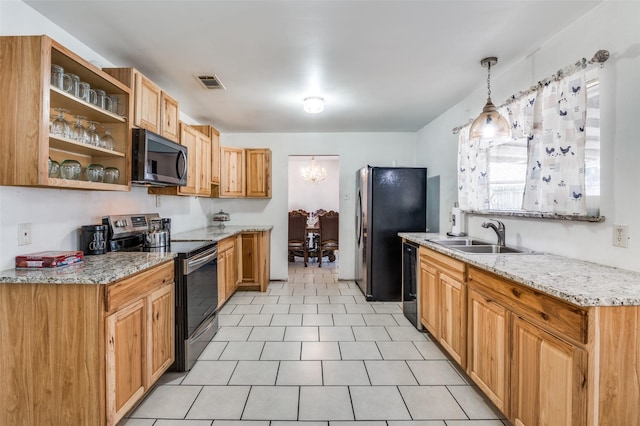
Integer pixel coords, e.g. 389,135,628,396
195,74,226,90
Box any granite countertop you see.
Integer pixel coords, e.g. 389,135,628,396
0,252,176,285
400,232,640,307
171,224,273,242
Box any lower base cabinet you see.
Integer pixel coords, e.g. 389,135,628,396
467,288,508,413
511,316,587,426
0,260,175,426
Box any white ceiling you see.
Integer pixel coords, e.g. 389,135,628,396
25,0,601,133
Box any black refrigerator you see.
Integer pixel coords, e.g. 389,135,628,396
355,166,427,301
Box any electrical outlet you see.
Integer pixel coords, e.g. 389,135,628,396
18,223,32,246
155,195,161,207
612,224,629,248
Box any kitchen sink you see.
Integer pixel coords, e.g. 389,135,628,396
450,245,535,254
427,238,490,246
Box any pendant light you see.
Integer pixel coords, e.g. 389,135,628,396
469,57,510,140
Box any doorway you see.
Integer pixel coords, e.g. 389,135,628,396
288,155,340,268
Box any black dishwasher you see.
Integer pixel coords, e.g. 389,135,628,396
402,240,422,330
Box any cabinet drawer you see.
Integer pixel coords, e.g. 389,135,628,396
219,236,235,253
420,247,466,282
468,267,588,345
106,261,174,313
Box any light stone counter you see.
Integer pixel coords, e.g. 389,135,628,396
171,225,273,242
400,232,640,307
0,252,176,285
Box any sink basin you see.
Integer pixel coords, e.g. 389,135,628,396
428,238,490,246
451,245,534,254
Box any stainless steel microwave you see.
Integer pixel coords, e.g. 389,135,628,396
131,128,187,186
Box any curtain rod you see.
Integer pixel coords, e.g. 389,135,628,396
451,49,610,135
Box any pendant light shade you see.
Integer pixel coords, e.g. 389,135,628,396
469,57,510,140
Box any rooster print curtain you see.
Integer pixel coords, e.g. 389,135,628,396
523,70,588,215
457,126,489,211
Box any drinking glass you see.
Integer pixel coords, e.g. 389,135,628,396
48,157,60,178
78,81,91,103
70,116,89,144
60,159,81,180
86,163,104,182
101,127,115,151
50,108,71,138
103,167,120,184
86,121,101,147
65,73,80,97
50,64,70,90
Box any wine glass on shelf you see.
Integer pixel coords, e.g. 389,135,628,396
70,115,89,144
50,108,70,139
86,121,101,147
101,126,115,151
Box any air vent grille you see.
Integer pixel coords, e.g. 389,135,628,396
195,74,225,90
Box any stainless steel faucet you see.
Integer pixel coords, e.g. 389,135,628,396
482,219,506,246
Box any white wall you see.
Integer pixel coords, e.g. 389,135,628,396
288,156,340,213
417,1,640,272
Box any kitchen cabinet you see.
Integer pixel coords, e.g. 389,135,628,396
218,236,239,306
0,260,174,426
418,247,467,367
219,146,246,197
246,148,272,198
511,315,586,426
0,35,131,191
103,67,180,142
467,266,587,425
215,146,272,198
467,288,509,413
149,123,211,197
193,124,221,186
239,230,272,292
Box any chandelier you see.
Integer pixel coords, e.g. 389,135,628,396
300,157,327,183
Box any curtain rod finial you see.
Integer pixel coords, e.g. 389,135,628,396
591,50,610,63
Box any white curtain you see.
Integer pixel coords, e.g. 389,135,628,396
522,69,589,215
457,127,490,211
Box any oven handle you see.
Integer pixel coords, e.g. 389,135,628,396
184,246,218,274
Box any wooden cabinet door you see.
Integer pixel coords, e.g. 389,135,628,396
160,91,179,142
105,299,146,426
179,123,198,195
439,272,467,366
241,232,259,283
224,244,237,296
419,257,439,337
197,131,212,196
146,283,175,386
246,148,271,198
211,128,220,184
134,72,161,133
217,247,228,307
511,316,587,426
468,288,508,412
220,146,246,197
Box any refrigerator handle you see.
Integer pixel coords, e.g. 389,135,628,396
356,190,362,244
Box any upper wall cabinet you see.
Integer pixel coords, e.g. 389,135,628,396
0,35,132,191
103,67,180,143
193,124,221,187
214,146,271,199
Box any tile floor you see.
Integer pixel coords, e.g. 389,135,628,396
119,257,508,426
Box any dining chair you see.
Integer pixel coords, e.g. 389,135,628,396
288,211,308,267
317,210,338,267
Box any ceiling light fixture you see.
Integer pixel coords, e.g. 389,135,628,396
469,57,510,140
303,96,324,114
301,156,327,183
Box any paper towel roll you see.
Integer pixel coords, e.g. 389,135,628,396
451,207,462,235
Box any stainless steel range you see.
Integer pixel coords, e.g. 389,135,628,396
104,213,218,371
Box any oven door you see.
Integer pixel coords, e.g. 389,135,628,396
175,245,218,371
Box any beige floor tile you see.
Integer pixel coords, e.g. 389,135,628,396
242,386,299,420
298,386,354,421
186,385,250,419
350,386,411,420
301,341,341,360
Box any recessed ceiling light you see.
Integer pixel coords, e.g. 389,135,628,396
303,96,324,113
